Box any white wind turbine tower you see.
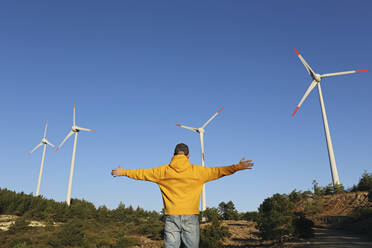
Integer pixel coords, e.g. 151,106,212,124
292,48,368,186
57,104,95,206
176,107,224,214
28,120,56,196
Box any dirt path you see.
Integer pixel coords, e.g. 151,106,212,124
221,221,372,248
285,227,372,248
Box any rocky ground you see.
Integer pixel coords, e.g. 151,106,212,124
0,215,47,231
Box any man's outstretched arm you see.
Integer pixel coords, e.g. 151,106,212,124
111,165,162,183
201,158,254,183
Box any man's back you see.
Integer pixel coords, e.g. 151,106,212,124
158,155,206,215
120,154,245,215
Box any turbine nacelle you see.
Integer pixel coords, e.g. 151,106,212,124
72,125,96,133
314,73,321,82
196,128,205,134
72,126,80,132
175,125,204,134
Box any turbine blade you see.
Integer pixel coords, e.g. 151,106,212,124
321,69,368,78
77,126,96,132
43,120,48,138
73,104,76,126
57,130,74,151
292,80,318,117
202,107,224,128
176,124,197,132
294,48,316,78
28,143,43,156
46,139,56,149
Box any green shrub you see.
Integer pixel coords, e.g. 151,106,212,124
324,184,334,195
202,207,221,222
240,211,258,222
8,217,30,234
48,219,86,247
200,219,231,248
67,198,97,219
138,219,163,240
302,190,313,198
357,171,372,191
333,184,345,194
288,189,313,203
112,236,139,248
304,199,323,216
289,190,303,203
10,238,31,248
312,180,322,196
257,194,295,240
218,201,239,220
312,181,345,195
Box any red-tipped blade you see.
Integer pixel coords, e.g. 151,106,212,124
292,106,299,117
294,48,300,55
176,124,181,127
355,69,368,73
217,107,224,113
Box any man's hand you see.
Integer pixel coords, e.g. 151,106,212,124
111,165,124,177
239,158,254,170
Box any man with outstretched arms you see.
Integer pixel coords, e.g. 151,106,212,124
111,143,254,248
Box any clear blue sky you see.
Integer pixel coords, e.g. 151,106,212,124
0,1,371,212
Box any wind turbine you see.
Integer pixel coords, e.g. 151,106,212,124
28,120,56,196
176,107,224,214
57,104,95,206
292,48,368,186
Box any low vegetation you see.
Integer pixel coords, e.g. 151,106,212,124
0,188,163,247
1,171,371,247
200,219,231,248
257,193,298,240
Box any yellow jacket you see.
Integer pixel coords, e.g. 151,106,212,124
120,155,244,215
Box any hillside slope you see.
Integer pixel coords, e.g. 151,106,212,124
304,192,369,217
296,191,372,238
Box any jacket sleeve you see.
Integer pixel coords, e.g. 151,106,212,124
120,166,163,183
199,164,244,183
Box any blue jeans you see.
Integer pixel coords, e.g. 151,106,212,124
164,214,200,248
